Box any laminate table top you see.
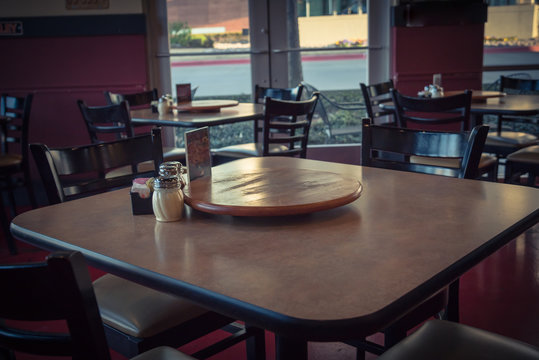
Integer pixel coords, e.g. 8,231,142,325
11,157,539,358
130,103,264,128
468,94,539,117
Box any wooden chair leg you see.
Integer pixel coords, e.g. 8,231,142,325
355,343,366,360
0,347,15,360
246,324,266,360
5,178,17,218
24,168,38,209
384,328,407,348
0,193,17,254
446,279,460,323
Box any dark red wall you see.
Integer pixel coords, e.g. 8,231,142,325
392,24,484,97
0,34,148,148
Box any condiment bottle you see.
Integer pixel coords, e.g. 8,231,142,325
152,176,184,222
157,97,169,115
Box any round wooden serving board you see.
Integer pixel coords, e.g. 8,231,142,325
183,167,362,216
174,100,239,113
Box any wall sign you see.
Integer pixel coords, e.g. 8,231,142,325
0,21,22,36
66,0,110,10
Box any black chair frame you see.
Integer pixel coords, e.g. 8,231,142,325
253,84,304,143
30,128,163,204
78,99,134,144
0,93,37,254
360,80,396,126
0,251,112,360
391,89,472,131
104,88,159,108
261,93,319,158
362,118,489,179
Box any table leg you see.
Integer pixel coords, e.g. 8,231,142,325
471,113,484,128
275,335,308,360
446,278,460,322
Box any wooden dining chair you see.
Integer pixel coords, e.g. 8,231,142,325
390,88,497,180
211,84,304,163
504,144,539,186
0,93,38,254
0,250,196,360
360,79,396,126
0,93,37,213
362,118,489,179
483,75,538,160
214,93,320,159
103,89,186,163
29,129,265,358
376,319,539,360
353,118,489,359
104,88,159,108
253,84,304,142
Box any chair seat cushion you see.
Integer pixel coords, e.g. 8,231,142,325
506,145,539,165
163,146,186,163
131,346,196,360
213,142,289,158
378,320,539,360
105,161,156,179
410,153,495,170
0,154,22,168
93,274,208,338
486,131,538,148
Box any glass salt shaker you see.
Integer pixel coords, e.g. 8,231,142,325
152,176,184,222
157,97,169,115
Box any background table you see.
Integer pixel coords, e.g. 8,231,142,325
11,157,539,359
131,103,264,128
380,94,539,129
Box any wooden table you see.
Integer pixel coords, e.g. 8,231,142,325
130,103,264,128
11,157,539,359
381,94,539,129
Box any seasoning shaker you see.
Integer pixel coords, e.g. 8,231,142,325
152,175,184,222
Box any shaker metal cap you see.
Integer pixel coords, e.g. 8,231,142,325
153,176,180,189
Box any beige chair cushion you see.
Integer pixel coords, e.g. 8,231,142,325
105,147,185,179
163,146,186,163
131,346,196,360
0,154,22,168
378,319,539,360
410,153,495,170
213,142,289,158
93,274,208,338
105,161,156,179
486,131,538,148
506,145,539,165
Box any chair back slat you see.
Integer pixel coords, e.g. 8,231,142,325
253,84,304,143
0,93,32,156
0,251,111,360
104,89,158,107
361,118,488,179
391,89,472,131
262,94,319,158
500,76,539,94
360,80,395,125
493,76,539,135
31,128,163,204
77,100,134,144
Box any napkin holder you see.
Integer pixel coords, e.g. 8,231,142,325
130,192,154,215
